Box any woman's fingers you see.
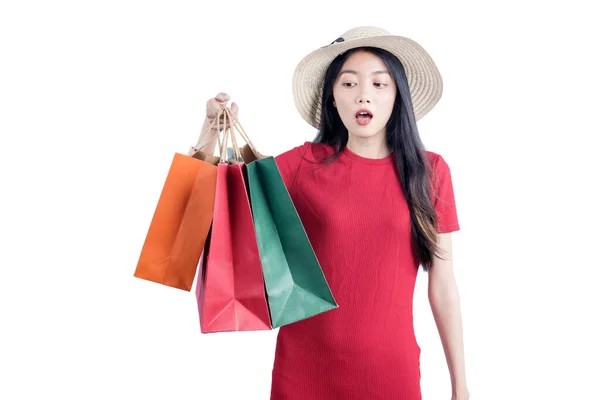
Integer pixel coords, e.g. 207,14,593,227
205,93,238,129
230,102,239,120
215,92,229,103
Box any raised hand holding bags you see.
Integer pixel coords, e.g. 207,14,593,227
135,103,337,332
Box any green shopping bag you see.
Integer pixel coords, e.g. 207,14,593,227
246,156,339,328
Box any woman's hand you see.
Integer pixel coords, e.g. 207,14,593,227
189,92,239,156
206,92,239,131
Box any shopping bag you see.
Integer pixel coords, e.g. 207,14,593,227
133,117,222,291
196,108,271,333
246,157,338,328
223,108,338,328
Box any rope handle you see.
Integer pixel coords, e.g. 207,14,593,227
218,108,242,163
222,107,259,156
191,105,260,164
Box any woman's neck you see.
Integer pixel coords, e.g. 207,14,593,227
346,132,391,159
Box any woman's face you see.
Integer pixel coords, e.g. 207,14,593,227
332,50,397,140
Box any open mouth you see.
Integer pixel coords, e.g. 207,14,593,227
355,109,373,123
354,110,373,118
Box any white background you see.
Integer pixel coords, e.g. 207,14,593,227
1,1,599,399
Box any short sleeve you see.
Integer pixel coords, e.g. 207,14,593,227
274,141,311,193
431,154,460,233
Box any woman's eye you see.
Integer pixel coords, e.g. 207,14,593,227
341,82,386,88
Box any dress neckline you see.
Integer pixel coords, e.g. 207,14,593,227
341,146,394,165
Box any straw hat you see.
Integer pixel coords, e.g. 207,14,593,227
292,26,443,129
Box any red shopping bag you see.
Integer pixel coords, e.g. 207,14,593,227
195,108,271,333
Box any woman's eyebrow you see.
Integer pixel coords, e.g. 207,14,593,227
339,70,390,75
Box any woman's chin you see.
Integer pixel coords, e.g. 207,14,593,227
348,129,385,139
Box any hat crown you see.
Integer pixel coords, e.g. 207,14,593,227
339,26,390,42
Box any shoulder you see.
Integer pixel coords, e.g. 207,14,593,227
274,141,315,192
424,149,441,164
275,141,335,164
424,150,450,173
275,141,311,161
274,142,310,174
424,150,455,194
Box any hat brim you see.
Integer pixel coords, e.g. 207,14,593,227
292,35,443,129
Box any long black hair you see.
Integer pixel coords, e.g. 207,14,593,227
312,46,446,271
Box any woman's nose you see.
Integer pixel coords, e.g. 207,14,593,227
356,88,372,104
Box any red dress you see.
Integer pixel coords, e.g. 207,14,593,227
271,142,460,400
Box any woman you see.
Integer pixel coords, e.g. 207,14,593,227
191,26,469,400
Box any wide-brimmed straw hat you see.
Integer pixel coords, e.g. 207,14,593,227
292,26,443,129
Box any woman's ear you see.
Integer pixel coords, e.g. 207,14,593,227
333,100,337,107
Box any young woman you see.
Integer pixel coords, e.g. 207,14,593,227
191,26,469,400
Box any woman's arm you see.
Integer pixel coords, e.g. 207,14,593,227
428,232,470,400
189,116,220,157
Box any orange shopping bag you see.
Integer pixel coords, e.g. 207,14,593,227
133,117,223,291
